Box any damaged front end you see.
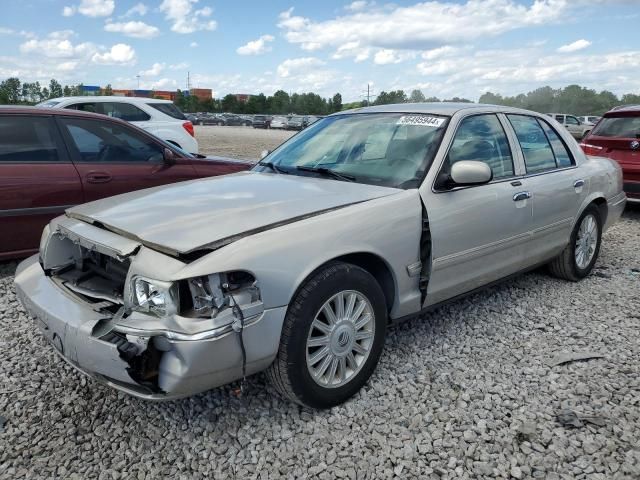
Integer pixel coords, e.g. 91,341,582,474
16,217,279,400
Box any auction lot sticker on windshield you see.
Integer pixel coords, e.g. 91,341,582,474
397,115,445,127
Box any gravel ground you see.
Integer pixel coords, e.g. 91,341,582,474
195,126,295,160
1,207,639,479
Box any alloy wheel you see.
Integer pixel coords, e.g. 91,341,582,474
305,290,375,388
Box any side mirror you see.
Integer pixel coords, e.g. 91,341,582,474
449,161,493,186
163,147,176,165
260,149,271,159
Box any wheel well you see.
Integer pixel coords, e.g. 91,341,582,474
332,253,396,313
591,197,608,225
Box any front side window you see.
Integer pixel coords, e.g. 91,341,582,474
60,118,163,163
256,113,448,189
508,115,558,173
66,102,99,113
443,114,514,179
566,116,580,125
0,116,59,163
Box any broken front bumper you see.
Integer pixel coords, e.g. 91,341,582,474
15,255,286,400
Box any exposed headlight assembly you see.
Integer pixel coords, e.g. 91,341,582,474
185,271,261,319
131,277,178,317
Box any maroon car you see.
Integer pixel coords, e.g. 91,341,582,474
0,106,251,260
580,106,640,204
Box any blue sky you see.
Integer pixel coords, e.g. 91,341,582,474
1,0,639,102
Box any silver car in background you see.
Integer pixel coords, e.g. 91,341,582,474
15,103,625,408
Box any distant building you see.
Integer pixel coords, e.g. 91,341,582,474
81,85,101,96
234,94,251,104
190,88,212,101
76,85,211,103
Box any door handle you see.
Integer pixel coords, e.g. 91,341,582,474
513,191,531,202
86,172,112,183
574,179,585,188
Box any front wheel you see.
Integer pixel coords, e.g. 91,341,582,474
267,262,387,408
548,205,602,281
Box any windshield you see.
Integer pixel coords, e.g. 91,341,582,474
254,113,448,189
591,116,640,138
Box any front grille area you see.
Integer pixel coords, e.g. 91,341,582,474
45,236,131,310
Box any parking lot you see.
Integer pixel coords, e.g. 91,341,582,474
0,123,639,478
195,125,295,160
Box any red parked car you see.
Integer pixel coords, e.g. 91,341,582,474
580,106,640,204
0,106,251,260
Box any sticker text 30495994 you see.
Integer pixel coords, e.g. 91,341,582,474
396,115,445,127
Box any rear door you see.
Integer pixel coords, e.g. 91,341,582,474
0,114,82,258
56,116,198,202
505,114,585,263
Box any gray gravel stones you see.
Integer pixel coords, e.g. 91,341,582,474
1,207,639,479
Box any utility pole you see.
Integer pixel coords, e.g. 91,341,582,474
361,83,375,105
186,71,191,92
136,75,140,89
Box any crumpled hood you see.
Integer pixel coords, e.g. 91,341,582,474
67,171,400,255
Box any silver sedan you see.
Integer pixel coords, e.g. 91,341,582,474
15,103,626,408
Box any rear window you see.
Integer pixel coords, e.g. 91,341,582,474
148,103,187,120
591,116,640,138
0,116,59,162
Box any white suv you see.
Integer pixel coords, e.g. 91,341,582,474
546,113,592,139
37,96,198,153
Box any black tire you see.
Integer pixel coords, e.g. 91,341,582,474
548,204,602,281
266,262,387,408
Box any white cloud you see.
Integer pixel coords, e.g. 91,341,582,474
104,21,160,39
278,1,572,59
139,62,165,76
277,57,325,78
123,2,148,17
169,62,189,70
190,41,198,47
159,0,217,34
345,1,373,11
373,49,415,65
237,35,274,55
411,45,640,99
91,43,136,65
20,31,96,59
557,39,591,53
62,6,76,16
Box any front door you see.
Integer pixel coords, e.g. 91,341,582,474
0,114,83,258
424,113,532,306
56,116,198,202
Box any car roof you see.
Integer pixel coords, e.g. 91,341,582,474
339,102,547,117
45,96,173,104
0,105,137,120
607,105,640,114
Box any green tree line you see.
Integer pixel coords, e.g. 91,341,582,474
0,76,343,115
479,85,640,116
175,90,343,115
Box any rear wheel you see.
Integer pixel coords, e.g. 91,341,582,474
548,205,602,281
267,262,387,408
